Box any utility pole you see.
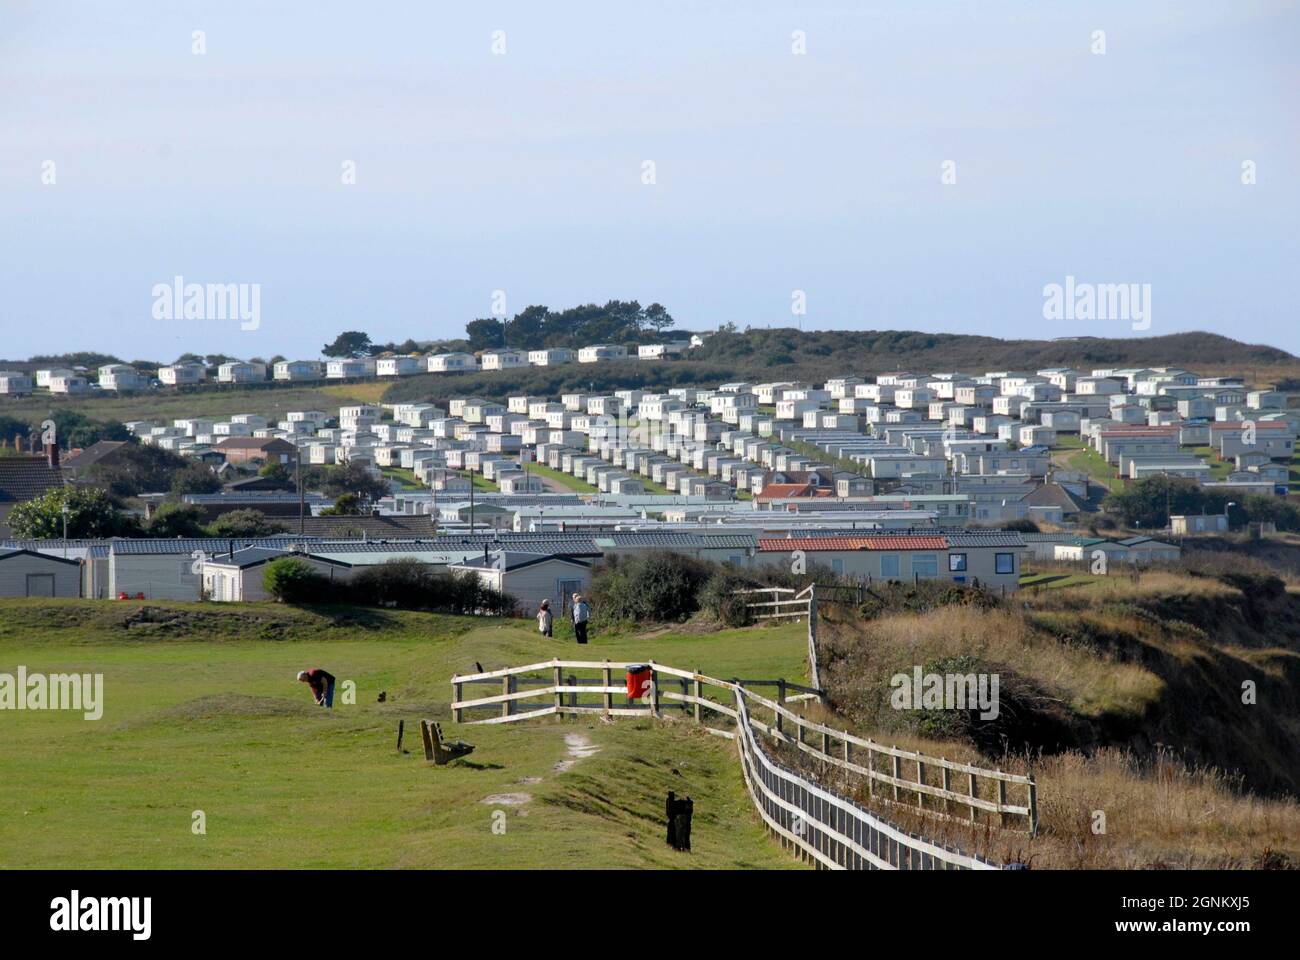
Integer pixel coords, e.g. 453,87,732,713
296,444,305,537
430,465,439,537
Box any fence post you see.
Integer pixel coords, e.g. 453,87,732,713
941,761,951,817
776,679,786,736
891,752,901,802
867,741,875,800
998,772,1009,829
649,662,660,718
916,758,926,811
679,676,688,714
452,678,462,724
501,674,512,719
553,663,563,717
1027,774,1039,836
602,661,612,717
692,669,702,724
968,772,978,823
567,674,577,710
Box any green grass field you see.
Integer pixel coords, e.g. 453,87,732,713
0,382,385,427
526,462,598,493
0,601,808,869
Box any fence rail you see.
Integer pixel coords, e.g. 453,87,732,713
450,657,1037,865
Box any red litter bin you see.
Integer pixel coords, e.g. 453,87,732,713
626,664,653,700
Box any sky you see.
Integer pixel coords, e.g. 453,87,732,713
2,0,1298,360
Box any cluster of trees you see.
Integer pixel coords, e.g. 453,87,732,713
6,487,290,540
465,300,676,352
1103,476,1300,531
80,443,220,498
587,551,842,627
321,332,425,359
263,557,516,615
0,411,129,454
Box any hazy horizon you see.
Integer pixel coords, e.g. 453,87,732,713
3,1,1298,358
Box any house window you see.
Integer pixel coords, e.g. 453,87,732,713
831,558,844,575
911,554,939,578
880,554,900,578
995,553,1015,575
948,553,967,573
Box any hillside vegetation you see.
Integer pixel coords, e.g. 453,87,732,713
813,567,1300,868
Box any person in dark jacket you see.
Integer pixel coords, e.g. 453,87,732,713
297,668,336,708
570,593,590,645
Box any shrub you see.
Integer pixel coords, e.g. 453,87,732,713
588,551,714,623
209,509,289,537
263,557,330,603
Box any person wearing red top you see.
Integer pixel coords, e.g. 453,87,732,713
297,668,336,708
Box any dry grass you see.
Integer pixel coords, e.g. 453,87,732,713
805,566,1300,868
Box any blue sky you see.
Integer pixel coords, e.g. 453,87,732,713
2,0,1297,359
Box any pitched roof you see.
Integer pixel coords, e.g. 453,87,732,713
451,552,593,572
61,440,129,470
758,535,948,552
213,437,295,450
0,457,66,504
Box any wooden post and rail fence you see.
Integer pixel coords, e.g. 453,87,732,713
449,657,1037,870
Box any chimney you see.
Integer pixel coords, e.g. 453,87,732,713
46,440,59,469
228,539,235,560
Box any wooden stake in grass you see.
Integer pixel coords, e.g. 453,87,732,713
396,719,404,755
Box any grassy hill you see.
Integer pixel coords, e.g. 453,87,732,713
381,329,1299,405
0,601,808,869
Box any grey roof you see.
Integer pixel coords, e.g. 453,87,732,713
0,547,80,566
452,552,594,572
598,533,757,549
941,531,1027,548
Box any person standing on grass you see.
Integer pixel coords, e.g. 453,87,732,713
537,599,553,637
297,668,336,708
571,593,590,645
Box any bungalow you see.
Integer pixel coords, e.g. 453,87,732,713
527,348,576,366
578,344,628,363
449,551,593,612
159,362,207,385
273,360,323,382
754,531,1024,590
201,547,355,602
0,548,81,597
213,437,296,466
480,350,527,371
0,372,34,396
638,342,689,359
326,359,370,379
0,452,66,538
98,364,145,391
427,353,478,373
376,356,422,377
218,362,264,384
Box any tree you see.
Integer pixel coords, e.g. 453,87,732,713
7,486,137,539
263,557,329,603
259,461,292,484
170,462,222,495
147,501,208,538
322,331,372,359
0,416,32,448
302,461,387,502
1103,476,1213,529
32,411,129,450
208,509,289,537
465,318,506,351
320,492,362,516
84,442,189,499
643,302,675,334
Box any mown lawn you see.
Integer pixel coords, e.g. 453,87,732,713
525,461,597,493
0,601,807,869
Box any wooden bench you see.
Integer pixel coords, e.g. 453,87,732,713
420,720,475,765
